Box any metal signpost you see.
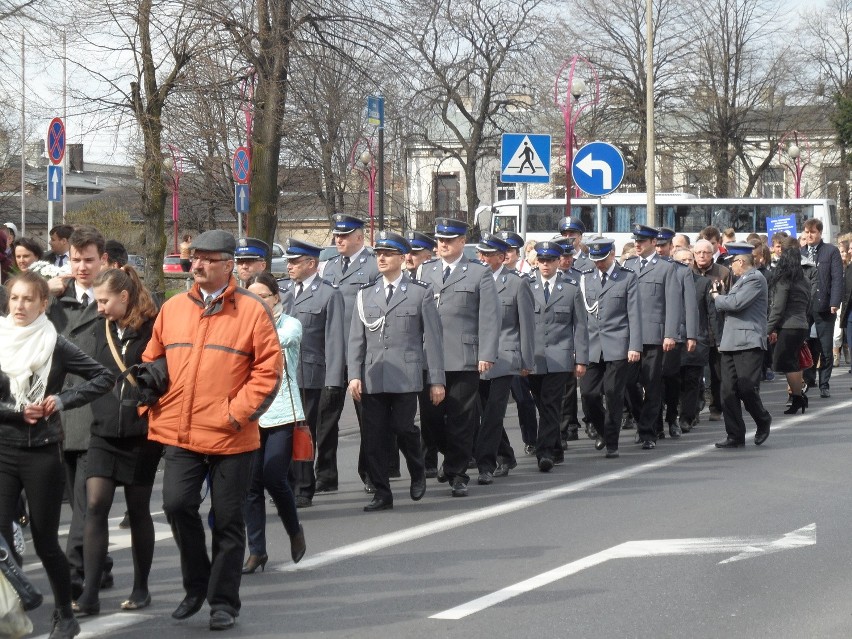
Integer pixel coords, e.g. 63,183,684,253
47,117,65,230
571,141,625,236
367,96,385,231
500,133,552,236
232,146,251,238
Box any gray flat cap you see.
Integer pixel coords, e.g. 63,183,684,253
190,230,236,255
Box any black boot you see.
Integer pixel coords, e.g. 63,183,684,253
784,394,806,415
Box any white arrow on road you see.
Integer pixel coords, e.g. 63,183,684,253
576,153,612,190
431,523,816,620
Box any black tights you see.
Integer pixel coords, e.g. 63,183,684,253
77,477,155,606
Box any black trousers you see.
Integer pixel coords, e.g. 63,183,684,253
475,376,513,474
419,371,440,470
162,446,253,617
679,365,704,423
581,358,629,451
361,392,424,503
510,375,538,446
660,344,683,426
708,347,723,414
720,348,771,443
291,386,343,499
419,370,480,484
627,345,664,441
808,312,837,390
528,372,570,461
560,374,580,436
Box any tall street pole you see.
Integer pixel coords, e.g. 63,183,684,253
377,96,385,232
646,0,656,226
20,34,25,235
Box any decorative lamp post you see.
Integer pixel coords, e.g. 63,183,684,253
778,131,810,199
554,55,600,217
164,145,182,254
351,138,377,243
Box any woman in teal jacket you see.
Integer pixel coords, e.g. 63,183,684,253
242,272,306,573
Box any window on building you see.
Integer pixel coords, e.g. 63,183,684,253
761,168,784,198
434,173,460,217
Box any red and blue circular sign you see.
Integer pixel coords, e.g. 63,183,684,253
232,147,251,184
48,117,65,165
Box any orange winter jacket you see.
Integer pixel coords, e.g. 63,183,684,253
143,277,282,455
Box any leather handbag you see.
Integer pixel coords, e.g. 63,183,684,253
799,342,814,370
0,535,42,611
282,350,314,463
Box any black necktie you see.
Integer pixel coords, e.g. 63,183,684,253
57,255,65,267
341,256,350,274
640,258,647,271
443,266,451,282
601,272,607,287
296,283,304,299
386,284,394,305
544,281,550,303
81,293,89,307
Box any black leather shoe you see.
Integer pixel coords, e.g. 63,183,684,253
477,471,493,485
209,610,235,631
493,463,511,478
241,553,268,574
314,482,337,493
820,388,831,398
451,478,468,497
594,436,606,451
290,524,306,563
605,449,620,459
172,594,205,620
715,438,745,448
679,417,693,433
565,428,579,441
436,467,448,483
754,425,770,446
48,610,80,639
410,476,426,501
363,497,393,512
668,422,682,438
641,440,656,450
363,478,376,494
538,457,554,472
295,495,312,508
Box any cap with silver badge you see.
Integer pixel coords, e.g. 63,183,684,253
234,237,269,261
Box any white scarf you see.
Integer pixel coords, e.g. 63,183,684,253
0,313,58,409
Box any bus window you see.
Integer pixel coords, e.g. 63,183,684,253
493,215,516,232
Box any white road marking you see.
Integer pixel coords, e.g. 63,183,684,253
431,524,816,619
280,399,851,575
33,612,148,639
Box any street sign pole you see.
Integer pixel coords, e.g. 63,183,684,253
520,184,528,237
597,197,603,238
47,117,66,232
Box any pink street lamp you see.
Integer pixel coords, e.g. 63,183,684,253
164,144,182,254
555,55,599,217
778,131,810,198
351,137,377,244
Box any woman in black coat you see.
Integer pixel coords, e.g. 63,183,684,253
767,237,812,414
0,271,114,639
72,267,162,616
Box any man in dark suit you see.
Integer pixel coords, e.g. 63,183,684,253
44,223,74,268
418,217,499,497
801,218,843,398
712,242,772,447
348,232,445,511
281,239,345,507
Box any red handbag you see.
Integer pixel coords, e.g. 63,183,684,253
282,351,314,462
799,342,813,369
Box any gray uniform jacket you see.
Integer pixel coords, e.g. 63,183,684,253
46,280,101,451
281,277,346,389
483,267,536,379
322,249,379,348
529,271,589,373
714,267,768,352
670,259,699,342
348,273,445,394
419,258,500,372
623,254,682,346
580,266,643,362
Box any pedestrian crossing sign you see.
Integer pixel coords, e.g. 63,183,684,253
501,133,551,184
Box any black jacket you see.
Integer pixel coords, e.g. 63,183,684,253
768,277,811,332
0,335,115,448
802,241,843,314
90,317,154,438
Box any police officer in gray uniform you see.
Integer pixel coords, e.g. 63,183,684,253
320,214,381,490
553,235,584,446
418,217,500,496
280,239,345,507
559,217,592,272
711,242,772,448
577,238,642,457
348,232,445,511
528,241,589,470
474,233,535,485
622,224,682,449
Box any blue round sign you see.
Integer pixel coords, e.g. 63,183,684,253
232,147,251,184
571,141,625,196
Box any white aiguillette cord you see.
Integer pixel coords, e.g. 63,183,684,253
356,289,385,332
579,274,599,317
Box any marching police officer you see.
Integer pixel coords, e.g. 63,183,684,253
404,231,437,279
577,238,642,458
281,239,345,507
348,232,445,511
527,241,588,470
559,217,592,271
418,217,499,497
234,237,269,286
622,224,682,449
711,242,772,448
474,233,535,485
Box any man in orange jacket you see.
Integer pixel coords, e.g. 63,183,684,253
143,229,282,631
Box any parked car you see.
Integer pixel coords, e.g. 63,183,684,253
270,242,288,273
464,243,481,261
163,254,183,273
127,254,145,273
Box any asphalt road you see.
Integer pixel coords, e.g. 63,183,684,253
22,376,852,638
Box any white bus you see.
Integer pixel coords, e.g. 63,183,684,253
475,193,839,253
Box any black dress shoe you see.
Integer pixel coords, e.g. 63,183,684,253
605,449,619,458
538,457,554,472
450,478,468,497
594,436,606,451
493,463,511,478
820,388,831,398
715,438,745,448
477,471,493,485
410,476,426,501
641,440,656,450
363,496,393,512
295,495,312,508
172,594,205,620
668,422,682,438
49,611,80,639
314,482,338,493
364,478,376,494
209,610,235,631
754,428,770,446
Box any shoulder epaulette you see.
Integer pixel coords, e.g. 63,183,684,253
506,269,523,278
423,257,439,265
580,268,595,274
563,277,579,287
408,278,429,288
319,278,339,289
362,274,382,289
618,265,635,273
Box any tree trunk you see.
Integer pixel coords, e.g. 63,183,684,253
840,144,851,233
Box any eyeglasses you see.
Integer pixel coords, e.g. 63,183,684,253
191,255,230,265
